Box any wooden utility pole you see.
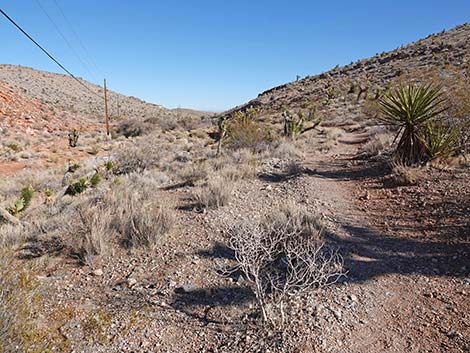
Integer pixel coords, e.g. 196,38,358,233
104,78,109,136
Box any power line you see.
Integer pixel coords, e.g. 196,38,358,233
49,1,120,117
34,0,98,83
0,7,103,100
52,0,105,78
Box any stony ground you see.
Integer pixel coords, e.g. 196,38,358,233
17,125,468,353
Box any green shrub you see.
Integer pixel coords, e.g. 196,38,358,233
90,173,101,188
65,177,88,196
105,160,113,171
226,109,272,150
21,186,34,209
6,143,21,152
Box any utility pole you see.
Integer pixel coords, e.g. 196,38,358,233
104,78,109,136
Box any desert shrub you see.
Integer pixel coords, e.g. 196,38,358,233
193,176,232,209
113,142,161,174
114,118,150,138
285,160,303,176
179,161,210,185
228,203,343,325
65,177,88,196
269,141,303,160
226,110,273,150
0,224,24,247
105,177,174,249
90,172,101,187
378,83,449,165
68,129,79,147
105,160,113,171
6,142,21,152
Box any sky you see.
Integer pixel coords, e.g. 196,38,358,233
1,1,469,112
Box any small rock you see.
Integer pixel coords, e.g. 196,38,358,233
127,278,137,287
349,294,358,302
177,283,198,293
92,269,104,277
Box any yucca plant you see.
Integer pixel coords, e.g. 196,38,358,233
424,123,461,159
378,83,449,165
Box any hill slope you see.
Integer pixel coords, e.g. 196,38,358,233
226,23,470,123
0,64,205,121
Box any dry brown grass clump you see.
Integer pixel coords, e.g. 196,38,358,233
361,133,393,157
389,161,419,186
106,176,174,249
193,176,232,209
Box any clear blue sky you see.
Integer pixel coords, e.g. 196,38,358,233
1,1,469,111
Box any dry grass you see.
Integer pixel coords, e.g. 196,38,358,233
113,141,162,174
0,248,69,352
362,133,393,157
59,196,114,265
105,176,174,249
193,176,232,209
389,161,419,186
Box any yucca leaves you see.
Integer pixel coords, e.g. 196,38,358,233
378,83,450,164
424,123,461,159
378,84,448,127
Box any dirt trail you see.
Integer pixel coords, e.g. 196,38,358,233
293,129,469,353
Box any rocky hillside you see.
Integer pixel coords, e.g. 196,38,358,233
226,23,470,123
0,64,206,121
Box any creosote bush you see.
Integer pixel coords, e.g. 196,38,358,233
228,203,344,325
225,109,273,150
114,118,151,138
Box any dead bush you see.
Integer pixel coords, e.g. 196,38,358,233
228,203,344,325
193,176,232,209
361,133,393,157
179,161,211,185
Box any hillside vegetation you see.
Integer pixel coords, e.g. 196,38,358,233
0,24,469,353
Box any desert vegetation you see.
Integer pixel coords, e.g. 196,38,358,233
0,23,469,353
